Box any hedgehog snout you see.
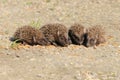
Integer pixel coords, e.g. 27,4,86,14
57,35,69,47
86,38,97,47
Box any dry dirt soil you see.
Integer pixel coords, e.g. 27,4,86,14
0,0,120,80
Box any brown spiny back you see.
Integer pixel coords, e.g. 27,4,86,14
40,23,69,47
13,26,49,45
86,25,106,47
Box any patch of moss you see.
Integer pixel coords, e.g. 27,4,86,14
29,20,41,29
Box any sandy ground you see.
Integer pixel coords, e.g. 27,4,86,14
0,0,120,80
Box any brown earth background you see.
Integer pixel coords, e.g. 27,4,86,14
0,0,120,80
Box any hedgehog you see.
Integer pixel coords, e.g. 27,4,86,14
40,23,70,47
12,26,50,46
85,25,106,47
68,23,86,45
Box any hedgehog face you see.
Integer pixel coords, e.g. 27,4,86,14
72,34,80,44
96,36,106,46
73,32,84,45
57,34,69,47
86,34,97,47
87,38,96,47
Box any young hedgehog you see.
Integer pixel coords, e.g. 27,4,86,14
85,25,106,47
12,26,50,45
68,23,86,45
40,23,70,47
